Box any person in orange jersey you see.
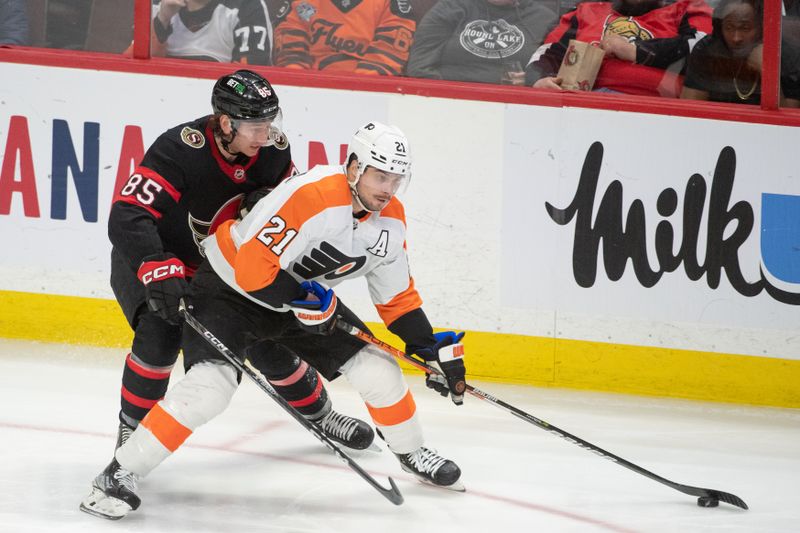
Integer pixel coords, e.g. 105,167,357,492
273,0,416,74
84,121,467,519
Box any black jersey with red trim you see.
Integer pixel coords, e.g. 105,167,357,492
108,115,294,275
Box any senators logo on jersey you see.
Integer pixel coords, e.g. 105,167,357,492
180,127,206,148
188,194,245,256
603,15,654,41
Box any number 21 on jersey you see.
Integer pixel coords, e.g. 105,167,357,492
256,216,297,256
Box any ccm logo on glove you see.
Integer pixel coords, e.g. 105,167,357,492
137,259,185,284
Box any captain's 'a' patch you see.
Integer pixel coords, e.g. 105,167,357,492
368,230,389,257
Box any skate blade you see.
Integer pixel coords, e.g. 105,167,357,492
401,468,466,492
336,440,382,455
79,487,133,520
417,477,466,492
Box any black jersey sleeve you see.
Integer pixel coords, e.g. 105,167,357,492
231,0,274,65
108,203,165,272
525,15,578,84
108,135,187,269
635,14,699,69
681,36,713,92
388,307,437,352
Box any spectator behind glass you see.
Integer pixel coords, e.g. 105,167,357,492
406,0,557,85
273,0,416,75
526,0,713,97
682,0,800,106
0,0,30,45
681,0,761,104
784,0,800,48
147,0,282,64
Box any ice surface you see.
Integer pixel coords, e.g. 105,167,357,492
1,339,798,533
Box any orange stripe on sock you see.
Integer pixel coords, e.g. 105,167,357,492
140,403,192,452
367,389,416,426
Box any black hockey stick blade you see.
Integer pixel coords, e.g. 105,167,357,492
336,318,747,510
180,306,404,506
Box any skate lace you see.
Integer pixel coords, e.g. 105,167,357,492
113,466,138,493
407,447,447,475
119,425,133,446
320,411,358,441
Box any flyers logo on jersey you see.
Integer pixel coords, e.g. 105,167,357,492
292,241,366,280
180,127,206,149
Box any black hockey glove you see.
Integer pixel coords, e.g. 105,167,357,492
289,281,339,335
238,186,275,219
137,253,192,325
411,331,466,406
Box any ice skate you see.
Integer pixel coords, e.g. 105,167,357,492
79,458,140,520
395,446,464,491
317,410,377,451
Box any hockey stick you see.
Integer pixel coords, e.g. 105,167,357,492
336,318,748,510
179,305,404,506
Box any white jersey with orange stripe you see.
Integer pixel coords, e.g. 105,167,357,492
203,164,423,324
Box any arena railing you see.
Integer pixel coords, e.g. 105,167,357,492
1,0,798,128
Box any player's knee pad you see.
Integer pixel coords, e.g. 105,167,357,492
250,346,331,419
161,361,238,430
341,345,422,453
117,362,238,477
248,343,301,379
131,311,182,365
340,345,406,406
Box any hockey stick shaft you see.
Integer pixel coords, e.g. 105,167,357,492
179,306,403,505
336,319,747,510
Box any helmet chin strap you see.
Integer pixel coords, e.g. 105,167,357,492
348,167,378,213
220,130,242,157
217,121,246,159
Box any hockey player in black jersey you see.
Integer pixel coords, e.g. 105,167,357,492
79,69,374,520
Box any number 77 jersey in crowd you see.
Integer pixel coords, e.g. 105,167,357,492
204,164,422,325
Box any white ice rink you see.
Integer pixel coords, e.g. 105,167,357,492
1,338,798,533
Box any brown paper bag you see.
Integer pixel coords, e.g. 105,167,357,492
557,40,605,91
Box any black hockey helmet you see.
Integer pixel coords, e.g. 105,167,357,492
211,70,280,121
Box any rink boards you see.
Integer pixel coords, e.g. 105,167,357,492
1,62,799,407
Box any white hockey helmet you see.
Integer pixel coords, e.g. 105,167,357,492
346,121,412,186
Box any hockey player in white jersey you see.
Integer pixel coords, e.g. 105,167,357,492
81,121,467,519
